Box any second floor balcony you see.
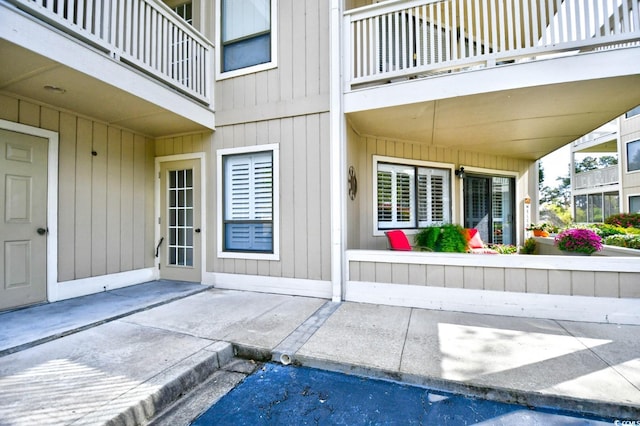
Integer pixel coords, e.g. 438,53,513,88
346,0,640,89
343,0,640,162
1,0,214,136
574,165,619,190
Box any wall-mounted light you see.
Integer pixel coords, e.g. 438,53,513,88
455,167,466,179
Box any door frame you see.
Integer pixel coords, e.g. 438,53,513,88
155,153,206,282
457,165,520,245
0,119,59,302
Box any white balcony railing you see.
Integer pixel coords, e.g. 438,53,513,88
9,0,212,104
346,0,640,88
574,165,619,189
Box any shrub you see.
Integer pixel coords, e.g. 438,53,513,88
589,223,627,238
604,234,640,250
488,244,518,254
520,237,536,254
604,213,640,229
414,226,440,251
554,228,603,254
414,224,468,253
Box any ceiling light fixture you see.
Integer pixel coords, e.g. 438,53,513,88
43,85,66,94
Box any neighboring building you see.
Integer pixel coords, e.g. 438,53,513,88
1,0,640,322
571,105,640,222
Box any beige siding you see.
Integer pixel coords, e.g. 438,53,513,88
0,94,155,282
211,113,331,282
349,260,639,298
347,128,533,250
214,0,330,126
620,113,640,210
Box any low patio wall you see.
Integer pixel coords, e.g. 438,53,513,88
345,250,640,324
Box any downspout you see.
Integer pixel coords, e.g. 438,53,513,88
329,0,345,302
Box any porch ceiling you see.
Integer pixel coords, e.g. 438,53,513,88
0,39,213,137
346,55,640,161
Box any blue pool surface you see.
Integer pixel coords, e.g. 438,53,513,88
191,363,614,425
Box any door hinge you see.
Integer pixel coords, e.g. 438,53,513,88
158,217,161,225
158,171,161,179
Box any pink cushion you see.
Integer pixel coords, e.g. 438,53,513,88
385,230,412,251
466,228,484,249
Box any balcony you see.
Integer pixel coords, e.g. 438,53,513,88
346,0,640,88
343,0,640,161
0,0,214,136
574,165,619,190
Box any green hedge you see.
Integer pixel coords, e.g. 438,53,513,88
604,213,640,228
603,234,640,250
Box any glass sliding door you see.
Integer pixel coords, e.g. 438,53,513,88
464,175,515,245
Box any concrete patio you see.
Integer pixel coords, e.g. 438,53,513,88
0,281,638,424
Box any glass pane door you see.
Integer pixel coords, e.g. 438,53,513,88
168,168,194,267
464,175,515,245
491,177,514,245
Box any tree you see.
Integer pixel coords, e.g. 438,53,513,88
575,155,618,173
540,174,571,209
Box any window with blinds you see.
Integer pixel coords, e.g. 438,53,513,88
221,0,272,72
223,151,273,252
377,161,450,230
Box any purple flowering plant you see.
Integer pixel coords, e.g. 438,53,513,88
554,228,603,254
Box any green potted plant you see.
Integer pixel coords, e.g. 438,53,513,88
554,228,603,255
526,223,550,237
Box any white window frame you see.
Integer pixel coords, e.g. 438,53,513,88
629,194,640,213
217,144,280,260
215,0,278,80
626,139,640,173
372,155,454,236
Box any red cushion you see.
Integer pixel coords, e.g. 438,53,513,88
466,228,484,249
385,230,412,251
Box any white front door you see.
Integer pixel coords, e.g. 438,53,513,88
159,159,202,282
0,129,48,310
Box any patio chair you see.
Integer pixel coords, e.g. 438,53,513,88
466,228,499,254
384,230,431,251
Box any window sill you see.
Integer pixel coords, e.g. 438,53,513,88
218,251,279,261
216,61,277,81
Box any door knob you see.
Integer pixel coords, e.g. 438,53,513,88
194,228,201,233
37,227,48,235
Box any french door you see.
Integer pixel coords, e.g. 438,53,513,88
463,175,515,245
159,159,201,282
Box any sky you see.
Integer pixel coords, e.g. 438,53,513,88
540,145,571,187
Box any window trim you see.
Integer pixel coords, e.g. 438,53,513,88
625,105,640,119
629,194,640,214
217,144,280,260
215,0,278,80
372,155,454,236
626,139,640,173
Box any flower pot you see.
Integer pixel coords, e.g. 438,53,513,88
532,230,549,237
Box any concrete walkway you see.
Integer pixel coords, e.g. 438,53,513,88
0,281,638,425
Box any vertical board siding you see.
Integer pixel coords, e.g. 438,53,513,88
347,130,531,250
352,260,634,298
0,97,154,282
215,0,329,117
91,123,108,276
58,113,77,281
211,113,331,282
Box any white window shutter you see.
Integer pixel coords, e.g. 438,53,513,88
224,151,273,251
